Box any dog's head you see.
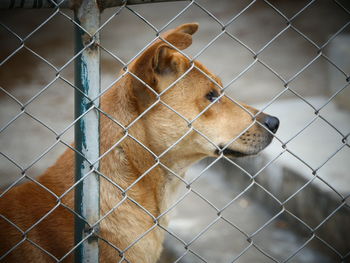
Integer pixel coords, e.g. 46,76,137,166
129,23,279,159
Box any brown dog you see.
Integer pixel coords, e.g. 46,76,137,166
0,23,279,262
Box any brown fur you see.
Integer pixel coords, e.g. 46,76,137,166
0,23,276,262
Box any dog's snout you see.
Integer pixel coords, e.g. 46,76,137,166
264,116,279,133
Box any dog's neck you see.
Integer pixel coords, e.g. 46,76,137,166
99,76,205,218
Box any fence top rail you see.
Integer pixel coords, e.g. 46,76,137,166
0,0,188,10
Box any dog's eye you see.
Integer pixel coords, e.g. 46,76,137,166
206,90,220,102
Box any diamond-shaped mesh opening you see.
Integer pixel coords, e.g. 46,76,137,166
288,56,333,99
286,237,338,263
222,183,282,233
100,7,156,63
287,118,344,168
258,27,320,81
249,156,307,200
0,48,57,96
24,12,75,69
165,189,218,240
317,145,350,195
315,204,350,255
189,218,251,262
187,28,255,85
0,113,57,168
1,0,350,262
225,0,287,52
23,78,74,131
189,158,249,207
292,0,350,46
226,60,285,103
251,210,325,262
283,178,342,228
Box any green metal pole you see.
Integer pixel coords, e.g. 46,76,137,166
74,0,100,262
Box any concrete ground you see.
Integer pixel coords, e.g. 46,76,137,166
1,0,349,262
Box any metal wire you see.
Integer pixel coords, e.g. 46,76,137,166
0,0,349,262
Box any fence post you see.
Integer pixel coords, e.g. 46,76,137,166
74,0,101,262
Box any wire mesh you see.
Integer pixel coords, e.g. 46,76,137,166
0,0,349,262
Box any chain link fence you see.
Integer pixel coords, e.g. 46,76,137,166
1,0,349,262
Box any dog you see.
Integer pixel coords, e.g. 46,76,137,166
0,23,279,262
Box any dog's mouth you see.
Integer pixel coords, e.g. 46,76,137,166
215,131,275,158
214,147,250,158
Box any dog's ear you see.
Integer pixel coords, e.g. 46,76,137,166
152,23,198,75
163,23,199,50
129,23,199,94
152,45,177,74
127,23,199,112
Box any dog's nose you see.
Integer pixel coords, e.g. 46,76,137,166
264,116,279,133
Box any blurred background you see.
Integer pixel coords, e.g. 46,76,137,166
1,0,350,262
